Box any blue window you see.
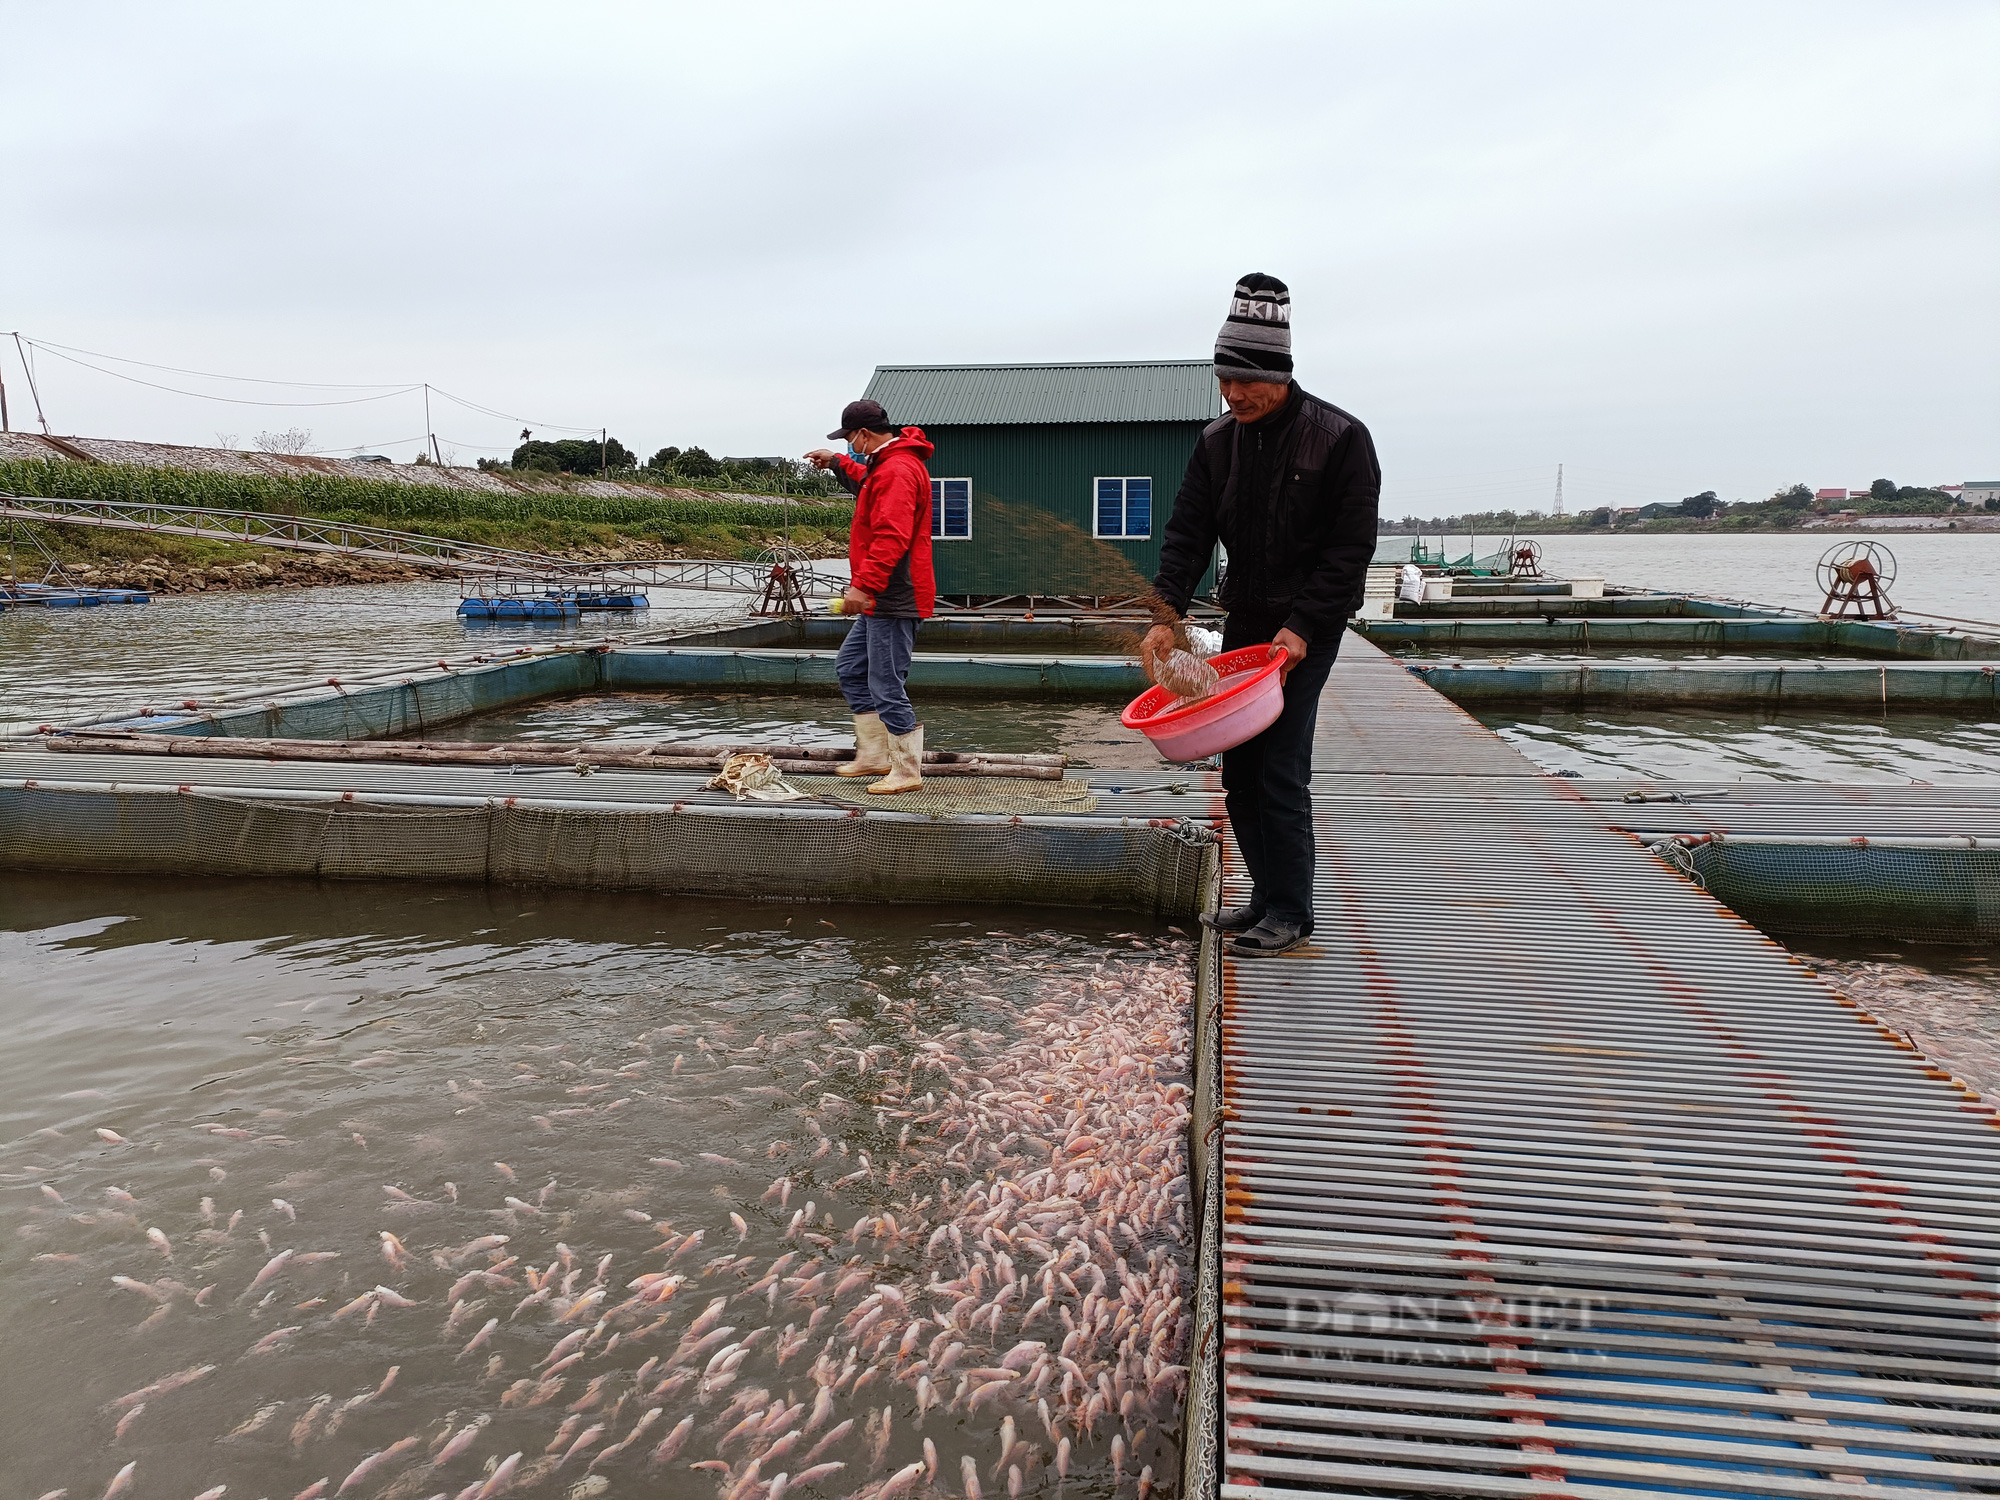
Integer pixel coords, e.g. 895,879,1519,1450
1094,476,1152,539
930,478,970,539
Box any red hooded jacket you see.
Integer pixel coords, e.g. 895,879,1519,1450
832,427,935,619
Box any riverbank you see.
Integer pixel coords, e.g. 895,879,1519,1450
1,454,851,594
1381,514,2000,538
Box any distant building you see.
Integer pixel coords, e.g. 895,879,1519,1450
1814,488,1850,505
858,360,1223,603
1962,480,2000,507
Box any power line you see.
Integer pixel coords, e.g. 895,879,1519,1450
14,335,414,389
427,385,602,435
306,433,432,456
9,332,606,437
18,340,421,408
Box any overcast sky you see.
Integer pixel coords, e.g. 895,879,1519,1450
4,1,1994,517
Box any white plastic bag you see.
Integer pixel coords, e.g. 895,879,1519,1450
1154,647,1220,703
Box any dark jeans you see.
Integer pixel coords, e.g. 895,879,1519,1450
1219,614,1344,929
835,614,918,735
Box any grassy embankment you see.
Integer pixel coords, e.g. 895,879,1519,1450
0,459,853,592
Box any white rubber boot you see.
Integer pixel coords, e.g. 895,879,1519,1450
837,712,891,777
868,724,925,795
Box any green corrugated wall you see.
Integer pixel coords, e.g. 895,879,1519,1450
919,421,1214,598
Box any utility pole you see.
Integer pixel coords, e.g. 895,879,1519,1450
424,383,443,466
1553,463,1565,519
0,346,8,430
600,428,608,479
13,333,50,434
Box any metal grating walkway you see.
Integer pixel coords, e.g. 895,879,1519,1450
1213,635,2000,1499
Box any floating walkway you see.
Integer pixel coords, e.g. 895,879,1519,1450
0,746,1221,917
1360,614,2000,660
0,582,151,608
1195,634,2000,1498
1403,656,2000,710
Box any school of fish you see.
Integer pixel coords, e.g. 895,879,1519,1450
7,926,1194,1500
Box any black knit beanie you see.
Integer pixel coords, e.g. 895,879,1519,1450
1213,273,1292,383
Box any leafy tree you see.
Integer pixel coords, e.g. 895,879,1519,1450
1679,491,1719,519
1869,477,1897,501
512,437,635,474
663,446,723,480
1770,484,1813,511
1588,508,1611,527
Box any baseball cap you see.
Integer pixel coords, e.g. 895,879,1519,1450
827,398,892,440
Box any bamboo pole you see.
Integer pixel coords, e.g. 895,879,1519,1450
32,733,1067,780
33,729,1066,768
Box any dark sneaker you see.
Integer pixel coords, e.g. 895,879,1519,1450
1199,905,1264,934
1230,918,1309,957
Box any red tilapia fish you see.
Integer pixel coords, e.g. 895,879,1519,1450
21,934,1194,1500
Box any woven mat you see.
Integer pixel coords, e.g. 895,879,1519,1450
787,774,1099,816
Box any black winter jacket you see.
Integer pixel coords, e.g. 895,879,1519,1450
1151,384,1381,644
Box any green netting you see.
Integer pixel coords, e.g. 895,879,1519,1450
1369,536,1516,573
0,784,1209,917
786,773,1099,816
1182,851,1225,1500
1672,839,2000,941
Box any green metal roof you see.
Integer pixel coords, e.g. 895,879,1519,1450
862,361,1223,427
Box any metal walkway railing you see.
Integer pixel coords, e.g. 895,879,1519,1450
1211,635,2000,1499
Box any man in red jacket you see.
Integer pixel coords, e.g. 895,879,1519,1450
805,398,936,794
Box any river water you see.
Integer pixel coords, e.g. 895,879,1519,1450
2,874,1194,1499
429,696,1160,770
1436,531,2000,626
0,580,736,736
8,534,1997,735
1482,710,2000,783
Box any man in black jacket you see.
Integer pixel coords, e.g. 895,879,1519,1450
1145,272,1381,956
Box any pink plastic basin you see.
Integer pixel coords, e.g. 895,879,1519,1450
1120,644,1287,761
